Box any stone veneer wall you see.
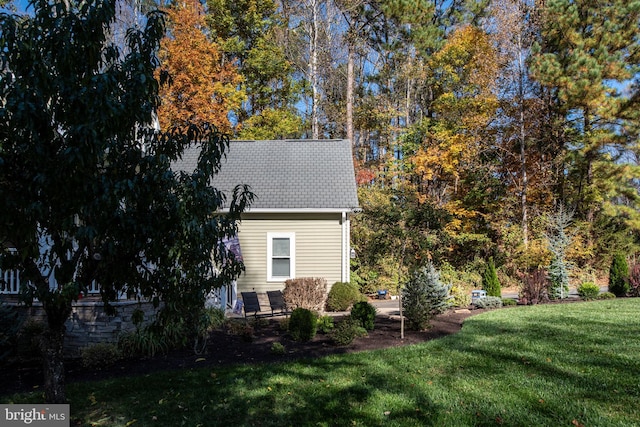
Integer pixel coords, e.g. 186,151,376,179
15,299,160,358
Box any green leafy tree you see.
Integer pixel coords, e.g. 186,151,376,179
0,0,252,403
482,257,501,297
206,0,301,131
608,254,630,297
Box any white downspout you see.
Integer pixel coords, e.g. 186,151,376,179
341,212,350,282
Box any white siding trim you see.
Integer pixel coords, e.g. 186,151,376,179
266,232,295,282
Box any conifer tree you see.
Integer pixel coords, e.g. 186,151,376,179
609,254,630,297
482,257,501,297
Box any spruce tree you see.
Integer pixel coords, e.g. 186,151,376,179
402,262,452,331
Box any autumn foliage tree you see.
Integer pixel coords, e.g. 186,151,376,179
157,0,244,132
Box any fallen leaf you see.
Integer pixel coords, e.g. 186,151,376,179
572,420,585,427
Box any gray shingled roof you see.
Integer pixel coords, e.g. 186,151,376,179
174,139,359,211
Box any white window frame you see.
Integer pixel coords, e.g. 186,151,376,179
267,232,295,282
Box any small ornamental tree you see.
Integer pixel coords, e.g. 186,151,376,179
482,257,501,297
402,262,452,331
0,1,252,403
609,254,630,297
629,263,640,297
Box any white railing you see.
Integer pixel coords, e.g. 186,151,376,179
1,269,21,294
0,268,102,296
206,283,236,310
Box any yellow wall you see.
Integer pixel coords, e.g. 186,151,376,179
236,213,345,293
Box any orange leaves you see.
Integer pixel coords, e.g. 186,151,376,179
156,0,245,132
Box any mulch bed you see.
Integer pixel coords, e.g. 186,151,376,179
0,309,481,397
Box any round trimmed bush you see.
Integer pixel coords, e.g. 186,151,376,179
288,308,318,342
350,301,376,331
329,317,367,346
326,282,363,311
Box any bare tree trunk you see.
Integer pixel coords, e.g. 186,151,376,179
517,34,529,248
309,0,320,139
346,45,354,145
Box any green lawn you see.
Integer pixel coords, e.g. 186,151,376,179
5,299,640,426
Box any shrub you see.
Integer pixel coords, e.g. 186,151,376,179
501,298,517,306
329,317,367,346
598,291,616,300
224,319,254,342
608,254,629,297
270,342,286,355
326,282,363,311
402,262,452,331
118,328,168,358
350,301,376,331
205,307,226,330
283,277,327,312
482,257,501,297
577,282,600,300
628,263,640,297
519,268,549,305
473,296,503,309
278,317,290,332
288,308,318,342
450,285,472,308
81,343,122,369
316,315,335,334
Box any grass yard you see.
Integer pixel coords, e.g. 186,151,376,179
4,299,640,426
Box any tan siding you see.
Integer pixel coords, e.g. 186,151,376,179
235,213,343,293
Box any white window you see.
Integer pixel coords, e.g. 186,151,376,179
267,232,295,281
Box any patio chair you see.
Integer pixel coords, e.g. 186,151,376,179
267,290,290,316
241,291,262,317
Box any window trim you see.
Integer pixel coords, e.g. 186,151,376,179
267,232,295,282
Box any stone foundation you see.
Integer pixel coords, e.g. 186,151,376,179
11,299,160,358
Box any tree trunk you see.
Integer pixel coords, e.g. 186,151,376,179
309,0,320,139
41,318,67,403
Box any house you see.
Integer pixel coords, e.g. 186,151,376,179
175,139,360,302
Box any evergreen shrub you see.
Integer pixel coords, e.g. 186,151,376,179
350,301,376,331
577,282,600,300
608,254,629,297
473,296,503,309
598,292,616,299
482,257,501,297
289,308,318,342
326,282,363,311
329,317,367,346
402,262,452,331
